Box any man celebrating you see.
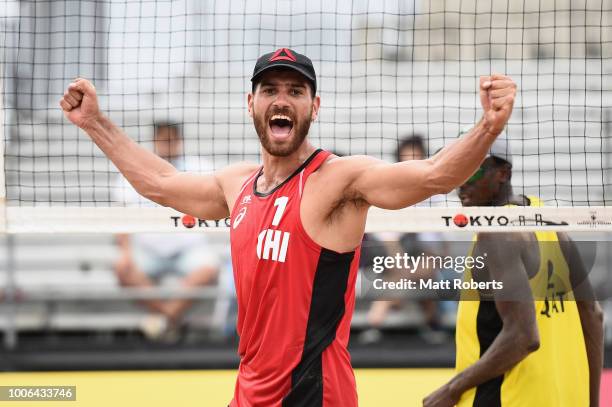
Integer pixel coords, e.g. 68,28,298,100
60,48,516,406
423,140,603,407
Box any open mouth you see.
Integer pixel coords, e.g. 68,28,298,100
269,114,294,139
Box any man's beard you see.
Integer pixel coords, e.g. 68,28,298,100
253,106,312,157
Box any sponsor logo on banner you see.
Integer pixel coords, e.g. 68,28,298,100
442,213,568,228
510,215,568,227
576,211,612,228
170,215,231,229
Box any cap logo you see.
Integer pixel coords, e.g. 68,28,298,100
269,48,297,63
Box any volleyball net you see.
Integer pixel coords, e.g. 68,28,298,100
1,0,611,233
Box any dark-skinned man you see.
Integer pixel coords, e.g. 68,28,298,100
424,139,603,407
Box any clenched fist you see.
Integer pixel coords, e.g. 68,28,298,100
59,78,101,130
479,74,517,136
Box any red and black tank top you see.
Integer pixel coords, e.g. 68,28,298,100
229,149,361,407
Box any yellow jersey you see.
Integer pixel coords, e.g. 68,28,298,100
455,197,589,407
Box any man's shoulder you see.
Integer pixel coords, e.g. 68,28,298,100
320,153,380,166
474,231,538,261
219,161,260,177
316,154,382,180
305,153,388,197
216,161,261,189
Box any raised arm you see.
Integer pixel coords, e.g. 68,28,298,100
60,78,253,219
349,75,516,209
423,233,539,407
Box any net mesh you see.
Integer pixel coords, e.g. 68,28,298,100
1,0,611,222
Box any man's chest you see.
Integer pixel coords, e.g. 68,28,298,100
231,190,299,264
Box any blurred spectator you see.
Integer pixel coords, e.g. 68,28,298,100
395,135,427,162
359,135,453,345
112,122,221,340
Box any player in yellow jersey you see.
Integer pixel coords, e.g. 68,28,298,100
423,139,604,407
